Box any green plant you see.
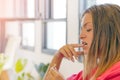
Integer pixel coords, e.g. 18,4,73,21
35,63,49,80
15,58,27,73
15,58,34,80
17,72,34,80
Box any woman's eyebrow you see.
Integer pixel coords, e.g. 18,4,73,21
81,22,92,29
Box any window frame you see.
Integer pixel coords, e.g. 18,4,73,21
20,21,36,51
42,0,67,55
19,0,40,51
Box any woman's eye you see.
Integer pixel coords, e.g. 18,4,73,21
86,29,92,32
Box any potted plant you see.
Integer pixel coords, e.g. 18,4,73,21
35,63,49,80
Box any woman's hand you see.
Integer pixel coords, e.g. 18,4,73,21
46,65,64,80
58,44,83,62
43,44,83,80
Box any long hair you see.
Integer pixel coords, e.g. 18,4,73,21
82,4,120,80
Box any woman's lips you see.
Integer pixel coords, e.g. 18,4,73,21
82,41,88,46
82,41,88,49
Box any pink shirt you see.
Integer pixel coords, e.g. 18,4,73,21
67,61,120,80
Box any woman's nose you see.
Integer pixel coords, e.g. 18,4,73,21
80,33,86,39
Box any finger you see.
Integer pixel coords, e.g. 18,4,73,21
75,51,84,59
70,44,83,48
52,64,56,68
50,67,64,80
50,67,58,77
47,70,54,80
68,45,78,60
67,44,83,60
64,45,74,62
51,64,57,71
76,51,84,55
60,48,70,60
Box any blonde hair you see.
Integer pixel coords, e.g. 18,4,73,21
82,4,120,80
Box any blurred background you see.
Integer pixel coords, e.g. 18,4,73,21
0,0,120,80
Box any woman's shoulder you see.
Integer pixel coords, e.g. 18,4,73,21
97,61,120,80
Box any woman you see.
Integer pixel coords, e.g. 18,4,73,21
43,4,120,80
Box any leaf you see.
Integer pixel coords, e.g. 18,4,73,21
26,72,34,79
17,76,22,80
35,63,49,79
15,58,27,73
22,72,25,78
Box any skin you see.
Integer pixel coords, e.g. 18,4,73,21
43,13,93,80
80,13,93,54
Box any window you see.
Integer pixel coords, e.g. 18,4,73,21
42,0,67,54
86,0,96,8
46,21,66,50
96,0,120,5
52,0,66,19
19,0,39,50
26,0,35,18
80,0,120,14
21,22,35,50
0,0,39,51
85,0,120,8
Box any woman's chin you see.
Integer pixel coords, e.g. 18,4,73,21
83,50,88,55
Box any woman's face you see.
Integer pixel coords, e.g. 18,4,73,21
80,13,93,54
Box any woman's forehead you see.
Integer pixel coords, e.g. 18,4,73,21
81,13,93,27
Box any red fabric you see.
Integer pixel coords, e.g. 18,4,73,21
67,61,120,80
67,71,83,80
